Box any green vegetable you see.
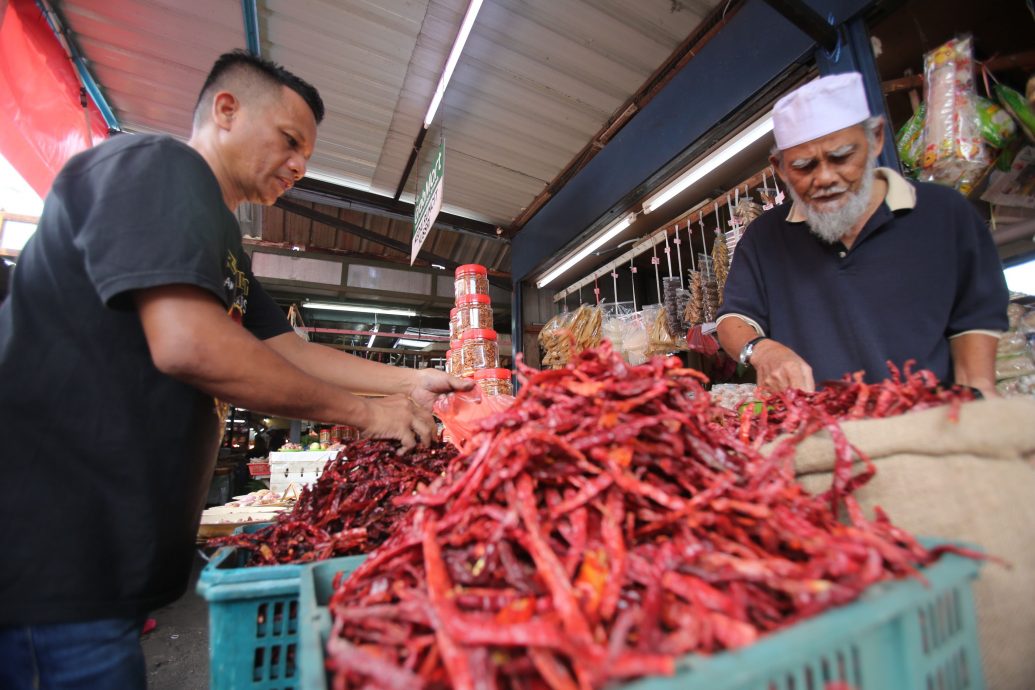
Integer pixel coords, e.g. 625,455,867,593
995,84,1035,143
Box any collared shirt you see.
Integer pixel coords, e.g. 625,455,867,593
717,167,1009,385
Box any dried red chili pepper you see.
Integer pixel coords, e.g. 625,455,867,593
208,440,456,565
322,344,981,689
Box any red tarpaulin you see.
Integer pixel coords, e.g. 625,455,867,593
0,0,108,199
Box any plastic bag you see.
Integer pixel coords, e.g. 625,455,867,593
539,310,575,369
975,96,1017,150
601,301,635,354
896,103,926,174
434,389,515,452
920,36,990,194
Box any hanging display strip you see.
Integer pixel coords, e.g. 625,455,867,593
552,164,779,304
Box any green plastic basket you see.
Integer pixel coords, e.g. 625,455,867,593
298,541,985,690
196,523,366,690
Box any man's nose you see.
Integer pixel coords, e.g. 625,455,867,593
289,155,306,181
811,160,839,189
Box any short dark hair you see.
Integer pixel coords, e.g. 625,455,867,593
194,50,324,126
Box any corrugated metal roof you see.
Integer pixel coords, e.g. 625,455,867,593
55,0,721,270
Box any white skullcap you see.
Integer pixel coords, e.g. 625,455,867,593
772,73,871,150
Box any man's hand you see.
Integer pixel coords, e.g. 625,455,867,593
408,368,475,410
357,394,437,452
750,339,815,394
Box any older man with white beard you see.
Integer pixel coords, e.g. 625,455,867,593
717,73,1008,395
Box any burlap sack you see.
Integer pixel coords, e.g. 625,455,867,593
785,398,1035,690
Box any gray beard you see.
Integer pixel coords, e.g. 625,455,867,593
789,158,876,244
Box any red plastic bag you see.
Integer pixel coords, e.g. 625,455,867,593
434,389,515,452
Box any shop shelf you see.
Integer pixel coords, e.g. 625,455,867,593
298,540,984,690
196,522,366,690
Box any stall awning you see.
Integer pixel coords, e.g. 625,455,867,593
0,0,107,199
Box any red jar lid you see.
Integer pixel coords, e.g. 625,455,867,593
455,264,487,277
456,293,491,305
450,307,458,317
461,328,497,341
473,368,511,380
450,340,461,349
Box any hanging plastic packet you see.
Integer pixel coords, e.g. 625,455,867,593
895,102,926,175
920,36,989,194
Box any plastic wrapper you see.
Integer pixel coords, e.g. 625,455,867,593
997,331,1031,358
600,301,635,354
997,373,1035,397
434,389,515,452
538,310,575,369
709,383,759,410
975,96,1017,150
643,303,684,356
995,353,1035,381
684,270,705,326
920,36,989,194
896,103,926,174
995,83,1035,143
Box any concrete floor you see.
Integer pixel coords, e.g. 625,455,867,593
141,553,210,690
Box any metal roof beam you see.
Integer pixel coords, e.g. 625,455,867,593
240,0,261,55
274,198,511,290
288,177,505,242
35,0,120,131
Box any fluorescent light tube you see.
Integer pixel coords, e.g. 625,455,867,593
395,339,433,349
536,214,635,289
643,115,774,214
302,302,417,317
367,324,380,348
423,0,484,128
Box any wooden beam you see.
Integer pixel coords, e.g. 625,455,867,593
883,51,1035,94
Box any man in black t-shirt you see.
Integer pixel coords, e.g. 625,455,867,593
0,51,471,689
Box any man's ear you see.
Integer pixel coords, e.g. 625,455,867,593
769,154,786,184
212,91,240,131
871,116,886,159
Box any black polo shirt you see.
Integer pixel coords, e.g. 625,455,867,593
717,168,1008,385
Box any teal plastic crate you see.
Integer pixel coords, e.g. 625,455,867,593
298,541,985,690
196,523,366,690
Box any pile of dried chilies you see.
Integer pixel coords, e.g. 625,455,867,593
209,440,456,565
742,362,978,444
324,343,978,689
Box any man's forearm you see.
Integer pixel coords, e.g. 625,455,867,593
716,316,763,361
950,332,999,394
266,332,416,396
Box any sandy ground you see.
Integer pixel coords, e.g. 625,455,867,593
141,553,210,690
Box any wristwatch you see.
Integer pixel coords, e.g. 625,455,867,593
738,336,767,367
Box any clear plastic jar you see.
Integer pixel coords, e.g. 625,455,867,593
444,349,453,374
448,340,462,375
473,368,513,397
460,329,498,378
454,264,489,299
449,307,460,341
456,293,493,334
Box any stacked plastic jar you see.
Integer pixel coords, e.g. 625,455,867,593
459,329,499,378
449,307,460,341
454,264,489,299
456,293,493,332
473,368,513,397
448,340,461,375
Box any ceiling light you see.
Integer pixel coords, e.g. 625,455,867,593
367,324,380,348
423,0,484,128
395,338,432,349
302,302,417,317
431,263,446,270
643,115,774,214
536,213,636,289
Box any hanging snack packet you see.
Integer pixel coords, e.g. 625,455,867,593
896,103,926,174
920,36,989,193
